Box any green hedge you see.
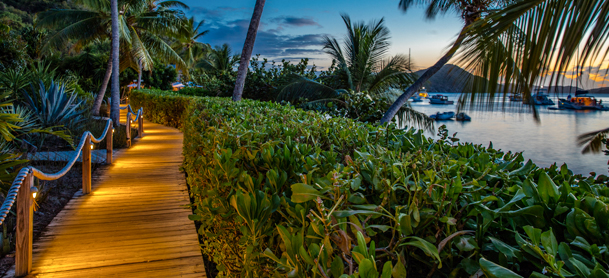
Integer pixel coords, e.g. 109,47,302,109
131,89,191,129
135,89,609,278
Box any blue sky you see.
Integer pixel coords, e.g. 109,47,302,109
180,0,463,70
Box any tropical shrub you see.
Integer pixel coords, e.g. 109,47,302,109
133,89,609,278
21,81,87,132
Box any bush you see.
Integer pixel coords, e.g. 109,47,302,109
135,89,609,278
130,89,190,129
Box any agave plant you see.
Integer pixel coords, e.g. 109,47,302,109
21,81,87,132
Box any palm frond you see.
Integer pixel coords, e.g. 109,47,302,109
367,55,416,94
277,75,341,103
456,0,609,110
578,127,609,154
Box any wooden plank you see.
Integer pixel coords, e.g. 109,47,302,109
27,119,205,276
27,256,205,278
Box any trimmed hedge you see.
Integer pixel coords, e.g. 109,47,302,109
131,89,191,129
134,89,609,278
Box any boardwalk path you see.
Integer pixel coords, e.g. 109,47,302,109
25,120,205,277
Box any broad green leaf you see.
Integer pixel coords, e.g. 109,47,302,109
479,257,523,278
381,262,392,278
538,172,560,204
541,229,558,257
359,259,379,278
489,237,521,260
392,260,407,278
331,256,345,278
333,210,384,218
290,183,322,203
401,237,442,268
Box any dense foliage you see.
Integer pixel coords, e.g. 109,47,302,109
133,89,609,278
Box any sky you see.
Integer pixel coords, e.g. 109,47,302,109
181,0,609,89
181,0,463,71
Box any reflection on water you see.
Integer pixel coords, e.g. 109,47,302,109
402,93,609,175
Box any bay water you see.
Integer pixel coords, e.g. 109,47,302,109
406,93,609,175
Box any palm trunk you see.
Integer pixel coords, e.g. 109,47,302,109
232,0,266,101
137,59,142,90
92,53,113,116
110,0,120,127
380,24,469,124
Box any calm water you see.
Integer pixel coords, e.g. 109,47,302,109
406,93,609,175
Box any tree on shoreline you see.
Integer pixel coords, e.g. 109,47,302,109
380,0,512,124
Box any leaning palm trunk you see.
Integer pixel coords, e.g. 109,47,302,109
92,55,112,116
232,0,266,101
380,25,468,124
110,0,120,126
137,59,142,90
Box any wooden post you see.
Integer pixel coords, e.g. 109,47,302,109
82,134,91,194
138,112,143,138
15,172,34,276
127,113,132,147
107,121,113,164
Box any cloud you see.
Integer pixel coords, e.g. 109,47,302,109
201,18,327,61
271,16,321,27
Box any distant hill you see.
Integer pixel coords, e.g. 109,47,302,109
590,87,609,94
414,65,593,95
414,64,474,93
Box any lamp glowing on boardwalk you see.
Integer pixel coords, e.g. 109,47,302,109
31,187,38,199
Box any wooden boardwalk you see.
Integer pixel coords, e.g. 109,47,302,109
24,120,205,277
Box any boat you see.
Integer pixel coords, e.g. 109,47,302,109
558,90,608,110
456,112,471,121
509,94,523,102
527,88,555,105
429,111,455,120
410,87,429,102
429,95,454,105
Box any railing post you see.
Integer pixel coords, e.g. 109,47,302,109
126,113,132,148
83,134,91,194
138,111,143,138
107,121,113,165
15,171,34,276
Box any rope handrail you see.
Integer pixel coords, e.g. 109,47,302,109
127,108,143,123
0,167,30,224
0,118,113,225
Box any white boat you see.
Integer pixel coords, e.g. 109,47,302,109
429,95,454,105
429,111,455,120
528,88,555,105
456,112,471,121
410,87,429,102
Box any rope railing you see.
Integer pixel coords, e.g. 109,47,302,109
0,104,145,276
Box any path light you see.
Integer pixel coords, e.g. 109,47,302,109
112,128,115,133
31,187,38,199
90,144,94,150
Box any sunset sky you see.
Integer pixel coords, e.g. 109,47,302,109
181,0,609,89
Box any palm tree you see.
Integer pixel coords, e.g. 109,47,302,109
279,15,417,99
38,0,188,117
278,15,432,130
380,0,513,124
196,44,240,74
110,0,120,125
173,17,210,68
447,0,609,154
232,0,266,101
